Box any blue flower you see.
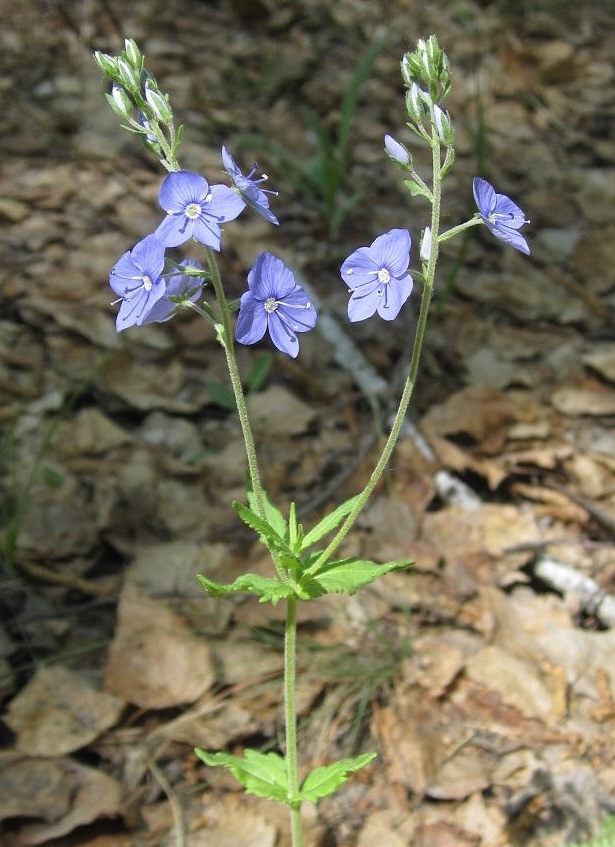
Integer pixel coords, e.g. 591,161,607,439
222,146,279,225
340,229,413,322
141,259,205,324
109,234,166,331
235,253,317,358
155,170,245,250
473,177,530,255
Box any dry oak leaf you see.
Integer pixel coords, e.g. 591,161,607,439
104,581,215,709
4,664,124,757
422,385,516,453
551,384,615,416
0,758,123,846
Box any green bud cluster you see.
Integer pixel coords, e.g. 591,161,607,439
398,36,455,171
401,35,451,104
94,39,181,171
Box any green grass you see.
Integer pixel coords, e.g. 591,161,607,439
238,31,387,237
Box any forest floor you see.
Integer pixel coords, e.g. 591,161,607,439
1,0,615,845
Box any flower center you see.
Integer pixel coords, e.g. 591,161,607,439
264,297,279,313
377,267,391,284
142,274,153,291
185,202,201,219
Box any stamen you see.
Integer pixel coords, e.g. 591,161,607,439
185,202,202,219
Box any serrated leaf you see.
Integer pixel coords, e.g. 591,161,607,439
301,557,412,597
403,178,432,200
245,487,288,539
233,501,288,551
299,752,377,803
300,495,361,551
197,572,294,604
196,748,290,804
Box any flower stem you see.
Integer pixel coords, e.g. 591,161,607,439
284,596,303,847
205,249,266,520
306,128,444,576
438,215,482,242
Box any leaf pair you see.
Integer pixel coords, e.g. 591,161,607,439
195,748,376,806
197,555,411,605
197,487,412,603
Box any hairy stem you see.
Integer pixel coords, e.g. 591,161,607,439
284,596,303,847
205,249,266,520
306,127,444,576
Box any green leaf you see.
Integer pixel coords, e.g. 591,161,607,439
245,487,288,540
288,501,300,551
197,573,294,604
205,380,236,411
246,353,272,393
301,557,412,597
233,501,292,556
299,752,377,803
403,178,432,200
196,748,290,804
300,495,361,551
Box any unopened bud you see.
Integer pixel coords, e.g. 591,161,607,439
117,58,141,93
420,226,432,262
106,83,133,119
433,104,454,145
123,38,142,68
94,50,118,79
406,82,431,124
144,84,173,124
384,133,411,167
401,35,451,103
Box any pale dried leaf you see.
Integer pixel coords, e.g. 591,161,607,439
104,582,215,708
18,759,123,845
551,384,615,416
5,665,124,757
247,384,317,436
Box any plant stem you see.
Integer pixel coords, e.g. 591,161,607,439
205,249,266,519
284,596,303,847
438,215,482,242
306,127,444,576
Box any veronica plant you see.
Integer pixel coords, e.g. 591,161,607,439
95,35,530,847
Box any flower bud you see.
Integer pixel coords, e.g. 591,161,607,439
106,83,133,119
117,58,141,93
406,82,431,125
401,35,451,103
94,50,119,79
384,133,411,167
144,84,173,124
123,38,142,68
420,226,432,262
433,104,454,145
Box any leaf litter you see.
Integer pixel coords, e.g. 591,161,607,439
1,0,615,845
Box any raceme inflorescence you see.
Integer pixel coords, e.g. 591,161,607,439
95,34,530,847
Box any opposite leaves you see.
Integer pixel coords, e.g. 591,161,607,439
195,747,377,806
